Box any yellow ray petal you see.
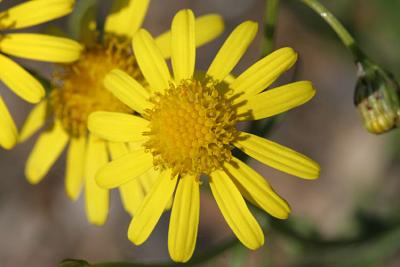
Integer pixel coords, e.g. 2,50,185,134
120,179,145,216
108,141,145,215
165,196,173,211
135,167,161,211
105,0,150,38
235,132,320,179
171,9,196,81
207,21,258,81
128,169,177,245
224,74,235,84
84,134,109,225
231,47,298,100
65,136,86,201
108,141,130,159
0,34,82,63
96,148,153,189
138,167,158,194
155,14,224,59
25,121,69,184
224,157,290,219
210,170,264,249
88,111,148,142
0,95,17,150
135,167,172,211
128,141,145,151
168,175,199,263
132,29,171,92
0,54,44,103
19,100,48,143
0,0,74,30
237,81,316,121
103,69,151,114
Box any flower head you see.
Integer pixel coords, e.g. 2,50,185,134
354,60,400,134
20,1,224,225
89,9,320,262
0,0,82,149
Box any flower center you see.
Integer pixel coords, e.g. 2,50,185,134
50,35,142,137
144,79,239,176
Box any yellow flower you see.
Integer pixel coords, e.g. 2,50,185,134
88,9,320,262
0,0,82,149
20,0,224,225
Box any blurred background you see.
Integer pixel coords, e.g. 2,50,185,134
0,0,399,266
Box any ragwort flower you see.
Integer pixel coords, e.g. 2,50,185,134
20,0,224,225
88,9,320,262
0,0,81,149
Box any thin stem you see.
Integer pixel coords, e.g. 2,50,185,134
262,0,280,56
300,0,364,62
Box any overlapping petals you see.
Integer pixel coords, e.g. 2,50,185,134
19,0,225,227
0,0,81,150
0,0,75,30
89,8,320,263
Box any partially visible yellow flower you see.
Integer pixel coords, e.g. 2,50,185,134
0,0,82,149
88,9,320,262
20,0,224,226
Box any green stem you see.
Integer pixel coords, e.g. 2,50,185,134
299,0,364,62
262,0,280,56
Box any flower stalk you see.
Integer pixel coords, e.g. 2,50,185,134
300,0,400,134
300,0,364,62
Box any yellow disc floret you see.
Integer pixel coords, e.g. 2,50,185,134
50,35,142,137
144,79,238,176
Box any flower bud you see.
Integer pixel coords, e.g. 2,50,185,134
354,61,400,134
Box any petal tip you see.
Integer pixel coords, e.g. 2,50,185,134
0,138,17,150
128,226,145,246
25,170,41,185
243,20,259,33
247,234,264,250
88,217,106,226
177,8,195,17
170,253,191,263
94,171,111,189
275,210,290,220
207,14,225,33
65,187,80,202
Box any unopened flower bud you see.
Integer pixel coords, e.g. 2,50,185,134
354,61,400,134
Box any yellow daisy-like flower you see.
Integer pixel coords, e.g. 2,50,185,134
20,0,224,225
88,9,320,262
0,0,82,150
